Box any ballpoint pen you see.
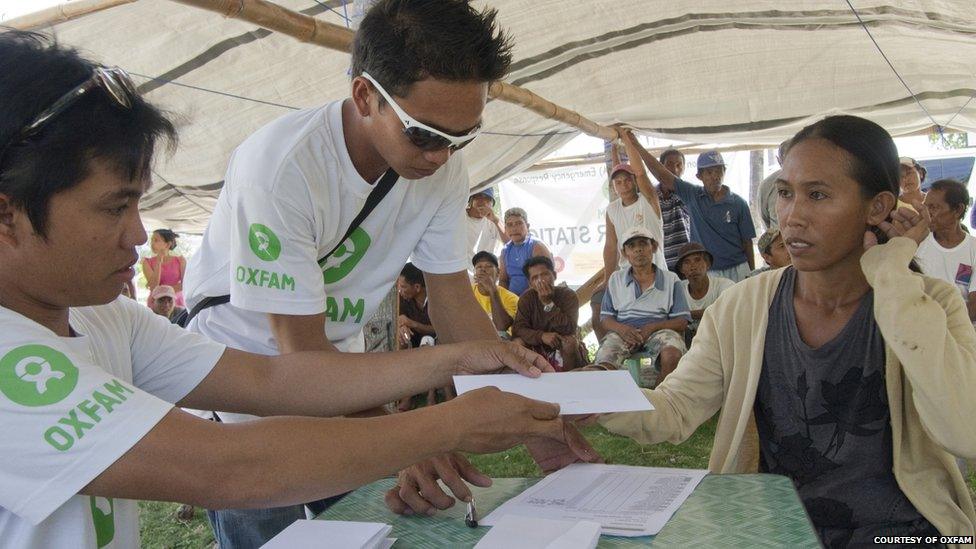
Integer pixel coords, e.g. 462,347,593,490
465,497,478,528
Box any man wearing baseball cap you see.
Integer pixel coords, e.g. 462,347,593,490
623,132,757,282
899,157,927,205
150,285,186,325
747,228,792,278
602,136,667,284
593,226,691,386
466,188,507,256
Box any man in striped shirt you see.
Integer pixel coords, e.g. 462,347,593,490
594,227,691,386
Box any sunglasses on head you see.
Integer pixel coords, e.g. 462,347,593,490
361,71,480,152
0,66,135,172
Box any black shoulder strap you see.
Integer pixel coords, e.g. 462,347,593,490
318,168,400,266
186,168,400,324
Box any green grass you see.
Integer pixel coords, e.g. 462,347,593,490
138,417,976,548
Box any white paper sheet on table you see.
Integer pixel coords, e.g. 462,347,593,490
261,519,395,548
475,515,601,549
482,464,708,537
452,371,653,415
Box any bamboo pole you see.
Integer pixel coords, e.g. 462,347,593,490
4,0,137,30
172,0,353,51
169,0,616,140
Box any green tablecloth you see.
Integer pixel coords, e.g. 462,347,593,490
319,473,819,548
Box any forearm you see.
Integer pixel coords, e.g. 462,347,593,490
743,240,755,269
968,293,976,321
489,293,514,331
623,136,662,216
546,307,579,335
640,318,688,337
494,219,509,242
601,316,632,336
602,243,618,283
409,321,437,336
512,323,545,345
269,312,338,353
630,137,675,189
181,345,468,417
427,272,498,343
84,406,459,509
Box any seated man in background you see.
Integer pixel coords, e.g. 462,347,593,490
396,263,438,411
594,227,690,385
471,251,519,338
512,256,587,371
149,285,186,325
396,263,435,350
675,243,734,342
748,228,792,278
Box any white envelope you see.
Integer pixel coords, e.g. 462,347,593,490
453,371,653,415
475,516,601,549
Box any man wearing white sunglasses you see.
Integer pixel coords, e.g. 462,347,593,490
184,0,598,546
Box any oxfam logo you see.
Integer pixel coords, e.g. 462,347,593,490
248,224,282,262
321,228,371,284
0,345,79,407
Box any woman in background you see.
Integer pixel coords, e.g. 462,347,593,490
142,228,186,308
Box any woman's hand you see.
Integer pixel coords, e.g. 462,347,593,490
865,200,931,249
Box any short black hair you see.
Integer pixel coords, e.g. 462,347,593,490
399,262,425,286
659,148,684,164
522,255,555,277
930,178,971,220
472,250,499,268
0,31,176,237
351,0,513,97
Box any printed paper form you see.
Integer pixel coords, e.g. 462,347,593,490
482,464,707,537
453,371,653,415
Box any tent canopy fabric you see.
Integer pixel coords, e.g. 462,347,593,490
30,0,976,232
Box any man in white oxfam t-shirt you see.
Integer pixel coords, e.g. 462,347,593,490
0,27,592,549
182,1,597,546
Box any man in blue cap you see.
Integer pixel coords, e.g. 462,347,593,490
466,188,508,255
624,132,756,282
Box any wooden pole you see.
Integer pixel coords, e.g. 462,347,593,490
172,0,353,51
4,0,137,30
168,0,615,141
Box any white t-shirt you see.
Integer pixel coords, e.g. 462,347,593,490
183,100,469,422
466,215,500,256
916,233,976,303
0,298,225,548
607,195,667,271
681,275,735,329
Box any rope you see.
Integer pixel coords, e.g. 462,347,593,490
844,0,953,145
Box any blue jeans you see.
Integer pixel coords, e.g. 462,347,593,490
207,494,346,549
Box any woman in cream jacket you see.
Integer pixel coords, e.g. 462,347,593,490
599,116,976,547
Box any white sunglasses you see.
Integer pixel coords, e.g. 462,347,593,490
361,71,481,152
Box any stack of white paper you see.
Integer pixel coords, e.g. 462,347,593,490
474,516,601,549
453,371,653,415
482,463,708,537
262,520,395,548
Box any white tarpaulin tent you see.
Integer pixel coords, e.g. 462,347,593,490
13,0,976,231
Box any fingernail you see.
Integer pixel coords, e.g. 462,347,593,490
530,367,542,376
